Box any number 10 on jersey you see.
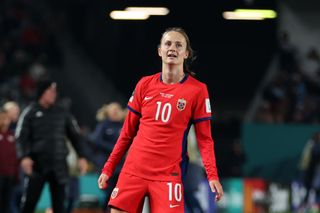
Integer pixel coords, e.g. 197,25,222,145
155,101,172,123
167,182,182,202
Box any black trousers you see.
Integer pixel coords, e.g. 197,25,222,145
0,176,16,213
21,171,66,213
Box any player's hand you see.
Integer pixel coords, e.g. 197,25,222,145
98,173,109,189
21,157,34,175
78,158,89,175
209,179,224,201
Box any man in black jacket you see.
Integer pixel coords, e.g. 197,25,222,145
16,80,89,213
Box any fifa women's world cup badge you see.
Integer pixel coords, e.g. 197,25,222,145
177,99,186,111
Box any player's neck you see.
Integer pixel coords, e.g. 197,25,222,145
162,67,185,84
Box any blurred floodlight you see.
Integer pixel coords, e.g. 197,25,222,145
110,10,149,20
125,7,170,16
223,9,277,20
223,12,264,20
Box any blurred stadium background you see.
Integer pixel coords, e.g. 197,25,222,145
1,0,320,212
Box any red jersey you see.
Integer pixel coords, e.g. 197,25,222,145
102,73,219,182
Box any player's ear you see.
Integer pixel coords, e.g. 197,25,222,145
158,47,162,57
184,50,189,59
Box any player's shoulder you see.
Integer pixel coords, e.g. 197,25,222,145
137,72,160,85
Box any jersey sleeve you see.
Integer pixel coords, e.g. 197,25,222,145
127,78,144,116
101,110,140,177
102,79,143,177
192,84,212,123
194,120,219,181
192,84,219,181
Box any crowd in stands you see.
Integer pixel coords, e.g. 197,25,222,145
0,0,61,109
255,31,320,124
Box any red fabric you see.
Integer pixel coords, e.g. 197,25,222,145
0,130,18,177
102,73,219,181
108,172,184,213
194,120,219,181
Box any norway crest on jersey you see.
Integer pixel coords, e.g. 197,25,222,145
177,99,187,111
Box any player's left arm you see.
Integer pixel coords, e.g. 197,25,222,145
192,84,223,201
194,120,223,201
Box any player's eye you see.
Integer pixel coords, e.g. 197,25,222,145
176,43,182,48
164,41,171,47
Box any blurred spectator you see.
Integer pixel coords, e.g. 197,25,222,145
184,125,205,213
60,97,83,213
3,101,20,131
286,72,307,122
0,0,62,110
278,31,299,74
299,132,320,209
299,47,320,94
3,101,22,213
254,101,275,123
256,32,320,124
19,69,37,102
15,80,89,213
88,102,125,211
261,73,289,123
228,139,246,177
300,48,320,82
65,139,81,213
0,108,19,213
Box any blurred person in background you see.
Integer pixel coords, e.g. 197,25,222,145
299,47,320,87
89,102,125,212
98,27,223,213
278,31,299,74
299,132,320,210
3,101,20,131
3,101,23,213
65,139,81,213
184,125,205,213
0,108,19,213
15,79,89,213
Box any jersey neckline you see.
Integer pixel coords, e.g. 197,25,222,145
159,72,189,84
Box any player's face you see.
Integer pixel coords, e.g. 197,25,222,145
158,31,189,66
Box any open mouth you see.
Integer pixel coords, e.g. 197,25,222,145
167,53,177,58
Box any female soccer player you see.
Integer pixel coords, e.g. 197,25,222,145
98,27,223,213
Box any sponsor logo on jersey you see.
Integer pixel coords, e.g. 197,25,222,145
144,96,153,101
177,99,186,111
111,187,119,199
205,98,211,113
160,92,174,98
169,204,180,208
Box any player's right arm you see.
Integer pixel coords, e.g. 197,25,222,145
101,110,140,177
100,78,144,180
